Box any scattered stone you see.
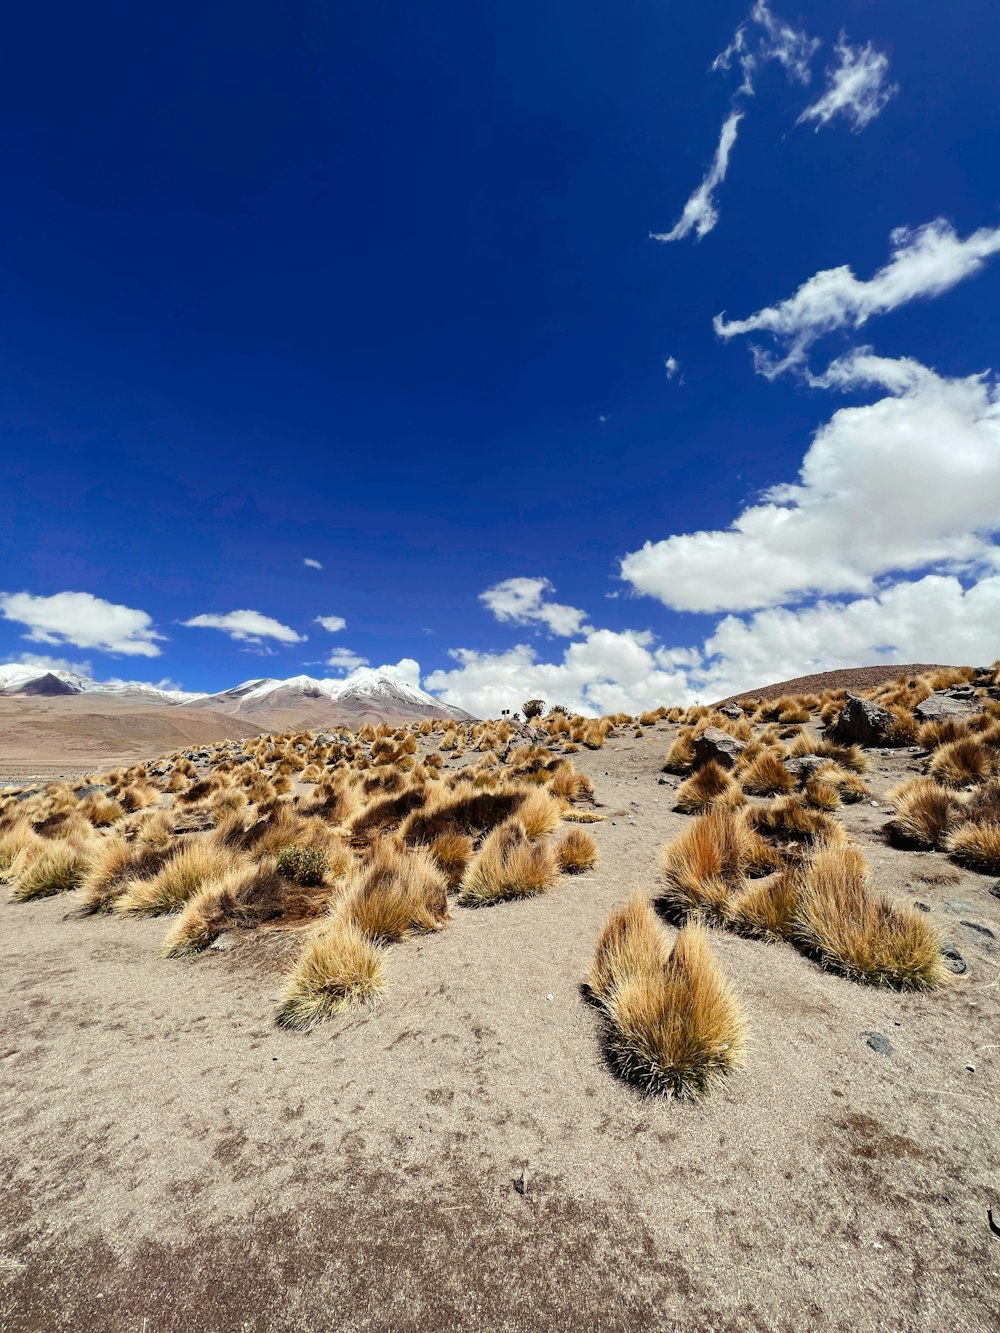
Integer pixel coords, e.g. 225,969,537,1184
864,1031,894,1057
834,693,895,746
514,1165,529,1196
74,784,109,800
718,704,743,720
991,883,1000,901
784,756,826,780
948,685,978,700
913,901,930,912
691,726,746,770
940,941,967,975
960,920,996,939
944,901,973,916
965,1064,976,1073
210,932,235,952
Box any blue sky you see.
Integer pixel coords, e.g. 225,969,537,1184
1,1,998,713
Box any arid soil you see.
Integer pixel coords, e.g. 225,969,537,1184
1,724,998,1332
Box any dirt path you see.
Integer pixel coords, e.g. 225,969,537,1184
1,725,998,1332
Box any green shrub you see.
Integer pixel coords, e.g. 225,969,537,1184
276,845,330,886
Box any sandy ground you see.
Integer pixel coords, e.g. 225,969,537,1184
1,725,998,1332
0,697,263,787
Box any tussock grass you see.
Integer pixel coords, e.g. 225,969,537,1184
276,918,386,1029
345,842,449,942
556,827,599,874
459,818,558,906
726,869,801,942
80,796,125,827
674,761,746,815
886,778,959,850
658,808,780,923
602,919,747,1099
429,832,474,891
517,788,562,840
80,835,177,913
917,718,969,750
746,797,847,851
114,839,236,916
0,817,44,880
794,846,944,988
739,750,795,796
10,840,91,901
662,730,696,774
946,821,1000,874
587,893,666,1003
929,736,995,787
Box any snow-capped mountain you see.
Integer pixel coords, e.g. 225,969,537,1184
0,663,474,723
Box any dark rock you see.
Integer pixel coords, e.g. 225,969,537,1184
912,901,930,912
914,693,979,724
940,941,967,975
863,1032,894,1057
991,882,1000,901
834,693,895,746
960,920,996,939
784,755,827,780
718,704,743,720
691,726,746,771
947,685,978,699
74,784,109,800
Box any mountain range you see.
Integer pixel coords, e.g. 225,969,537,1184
0,663,473,726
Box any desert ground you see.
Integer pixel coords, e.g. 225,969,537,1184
1,671,998,1332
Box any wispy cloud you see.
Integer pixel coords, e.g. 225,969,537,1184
714,219,1000,377
798,34,898,133
326,647,368,673
315,615,347,632
480,577,590,637
0,590,164,657
303,557,323,570
713,0,820,97
664,355,682,381
651,111,742,244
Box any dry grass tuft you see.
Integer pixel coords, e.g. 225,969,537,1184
726,869,801,942
739,750,795,796
429,832,474,891
9,840,91,902
556,827,599,874
276,918,386,1029
674,761,746,815
658,808,779,923
80,835,177,913
602,919,747,1099
886,778,960,850
929,736,994,787
946,821,1000,875
587,893,666,1003
345,842,449,942
459,818,558,906
794,845,944,988
114,839,236,916
80,796,125,827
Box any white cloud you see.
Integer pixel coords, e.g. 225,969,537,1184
715,218,1000,377
2,651,94,677
303,558,323,570
798,34,898,133
426,630,692,719
697,574,1000,700
0,591,164,657
315,615,347,633
326,647,369,673
621,365,1000,612
480,577,590,637
372,657,422,690
183,610,304,645
664,356,681,380
651,111,743,244
713,1,820,97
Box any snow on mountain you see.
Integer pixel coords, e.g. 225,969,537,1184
0,664,199,703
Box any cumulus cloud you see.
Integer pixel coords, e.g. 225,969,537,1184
426,630,691,719
651,111,743,244
0,591,164,657
183,610,304,645
326,647,368,673
480,577,590,637
715,218,1000,378
303,558,323,570
798,34,898,133
315,615,347,633
664,356,681,380
712,1,820,97
2,651,94,677
620,365,1000,613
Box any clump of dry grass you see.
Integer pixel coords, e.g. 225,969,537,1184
9,839,91,902
674,761,746,815
929,736,995,787
885,778,960,850
739,750,795,797
0,817,44,882
725,868,802,941
917,718,969,750
794,845,944,988
80,796,125,827
746,797,847,852
662,730,696,775
429,832,474,891
79,833,177,913
587,893,666,1003
114,839,236,916
946,821,1000,875
599,917,747,1099
344,842,449,942
658,808,780,923
459,818,559,906
556,827,599,874
276,918,386,1029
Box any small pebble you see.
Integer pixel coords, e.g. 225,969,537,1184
965,1064,975,1073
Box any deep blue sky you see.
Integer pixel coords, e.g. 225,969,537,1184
1,2,998,704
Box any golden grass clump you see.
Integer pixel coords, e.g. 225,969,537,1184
80,833,177,913
794,845,944,988
556,827,599,874
516,788,562,840
459,818,559,907
746,797,848,851
276,918,386,1029
726,869,801,942
674,760,746,815
9,840,91,902
738,749,795,797
344,842,449,942
929,736,995,788
114,839,236,916
662,729,696,774
587,893,666,1003
429,832,474,891
946,821,1000,875
80,796,125,827
917,718,969,750
0,817,44,880
658,808,780,923
601,918,747,1099
886,778,960,850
